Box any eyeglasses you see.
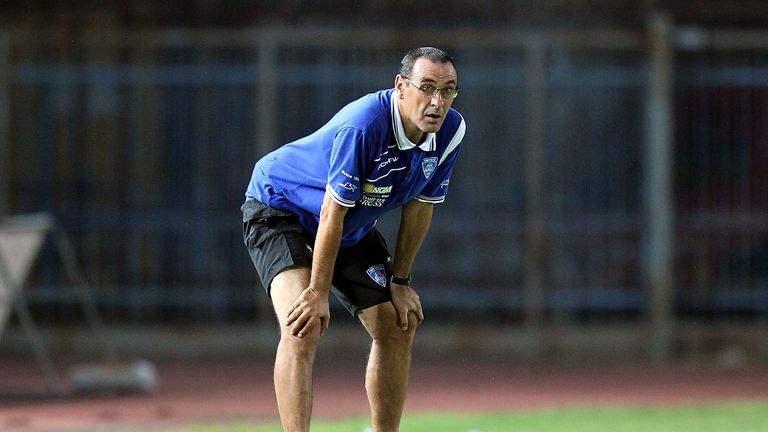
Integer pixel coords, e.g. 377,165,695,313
404,78,459,101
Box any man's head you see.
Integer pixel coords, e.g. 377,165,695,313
395,47,458,143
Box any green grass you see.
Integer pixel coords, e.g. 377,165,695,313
182,401,768,432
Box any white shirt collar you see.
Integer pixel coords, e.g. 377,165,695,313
390,90,436,152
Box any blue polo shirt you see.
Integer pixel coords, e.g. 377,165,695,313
245,88,466,247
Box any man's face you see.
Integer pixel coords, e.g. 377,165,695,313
395,58,458,142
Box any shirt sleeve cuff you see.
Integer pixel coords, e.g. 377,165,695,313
415,194,445,204
326,184,357,207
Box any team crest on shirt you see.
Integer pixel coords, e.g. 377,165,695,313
421,157,438,179
366,264,387,288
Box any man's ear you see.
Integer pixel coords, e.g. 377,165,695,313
394,75,405,97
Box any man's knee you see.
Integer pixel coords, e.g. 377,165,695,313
371,314,419,345
279,326,322,356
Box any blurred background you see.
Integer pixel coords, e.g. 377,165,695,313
0,1,766,366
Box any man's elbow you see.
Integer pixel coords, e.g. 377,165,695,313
321,197,349,221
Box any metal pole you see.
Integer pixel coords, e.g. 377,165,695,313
523,38,547,346
255,29,279,158
643,12,675,363
53,222,116,361
0,224,62,393
253,31,279,320
0,33,10,216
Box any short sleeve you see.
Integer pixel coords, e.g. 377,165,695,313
416,147,461,203
416,116,465,203
326,127,369,207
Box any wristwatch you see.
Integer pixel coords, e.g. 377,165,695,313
391,274,411,286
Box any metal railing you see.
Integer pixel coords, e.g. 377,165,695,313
0,19,766,360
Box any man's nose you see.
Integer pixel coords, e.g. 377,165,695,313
430,92,446,105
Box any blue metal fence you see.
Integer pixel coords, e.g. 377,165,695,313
3,27,766,324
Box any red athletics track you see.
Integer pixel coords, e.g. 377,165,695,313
1,353,768,431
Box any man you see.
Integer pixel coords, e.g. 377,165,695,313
242,47,465,431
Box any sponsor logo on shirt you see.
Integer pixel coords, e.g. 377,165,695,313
337,182,358,191
341,169,359,181
360,196,386,207
378,156,399,169
360,183,391,207
362,183,393,194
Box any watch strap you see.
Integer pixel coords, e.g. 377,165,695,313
391,275,411,286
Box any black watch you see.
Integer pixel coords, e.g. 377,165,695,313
391,275,411,286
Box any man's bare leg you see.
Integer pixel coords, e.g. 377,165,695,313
358,302,417,432
269,267,318,432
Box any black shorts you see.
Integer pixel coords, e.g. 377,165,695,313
242,199,393,317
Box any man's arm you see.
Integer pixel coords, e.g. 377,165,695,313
390,199,433,331
285,192,348,338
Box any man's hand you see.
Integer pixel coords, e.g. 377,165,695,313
286,286,330,338
390,282,424,332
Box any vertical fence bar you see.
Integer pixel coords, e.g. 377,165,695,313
0,33,10,216
252,29,279,320
523,38,548,343
255,29,279,157
643,13,675,363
